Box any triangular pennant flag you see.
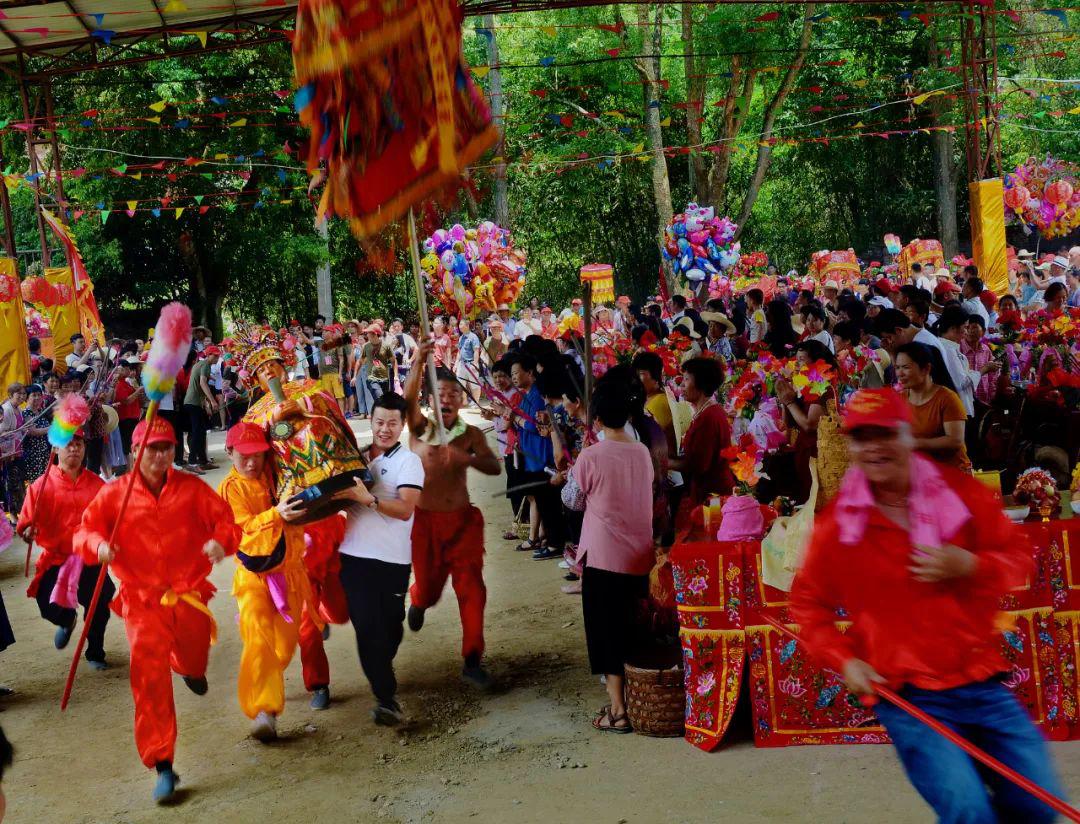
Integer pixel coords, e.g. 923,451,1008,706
100,210,110,224
199,205,210,215
472,66,491,78
659,116,671,127
175,208,185,219
193,195,204,204
228,118,247,128
91,29,115,44
187,30,207,47
541,25,557,37
161,196,172,207
214,153,229,160
143,116,161,124
112,164,128,175
73,209,85,221
163,0,187,11
131,172,142,180
149,100,168,112
90,13,105,26
151,208,161,217
126,200,138,212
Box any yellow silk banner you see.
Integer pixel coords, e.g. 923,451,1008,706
44,266,79,365
969,178,1009,295
0,258,31,388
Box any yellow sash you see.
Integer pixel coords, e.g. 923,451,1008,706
160,589,218,645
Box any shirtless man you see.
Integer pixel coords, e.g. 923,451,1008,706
404,339,502,688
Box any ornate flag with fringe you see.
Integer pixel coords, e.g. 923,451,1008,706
41,209,105,347
292,0,498,238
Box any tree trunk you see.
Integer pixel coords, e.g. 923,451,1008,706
931,129,960,257
707,58,754,209
681,5,707,202
483,14,510,227
927,10,959,257
629,4,673,245
734,4,816,235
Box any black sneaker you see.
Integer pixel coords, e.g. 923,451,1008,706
532,546,562,561
407,605,425,633
182,675,208,696
371,700,403,726
461,663,493,691
54,619,76,650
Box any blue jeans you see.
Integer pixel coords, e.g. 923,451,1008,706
874,678,1064,824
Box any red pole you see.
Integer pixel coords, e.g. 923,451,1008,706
758,614,1080,823
60,401,158,710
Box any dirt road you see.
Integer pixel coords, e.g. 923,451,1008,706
2,413,1077,823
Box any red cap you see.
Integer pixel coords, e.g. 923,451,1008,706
132,416,178,447
226,421,270,455
979,289,998,310
934,280,961,297
571,298,583,306
874,277,895,293
203,345,222,357
616,295,631,305
841,388,912,432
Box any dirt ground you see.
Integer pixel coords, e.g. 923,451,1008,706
2,411,1078,823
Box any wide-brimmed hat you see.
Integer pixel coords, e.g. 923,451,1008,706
672,316,701,340
700,311,736,337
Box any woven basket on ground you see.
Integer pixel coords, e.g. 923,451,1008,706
623,663,685,737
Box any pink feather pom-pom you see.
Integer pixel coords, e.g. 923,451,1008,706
143,302,193,401
55,393,90,427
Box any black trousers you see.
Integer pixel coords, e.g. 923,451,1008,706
36,562,116,662
504,455,528,520
183,403,208,465
158,409,184,463
522,470,566,549
339,554,411,704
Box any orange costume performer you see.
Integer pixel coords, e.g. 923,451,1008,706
218,423,323,727
73,418,239,774
17,462,114,666
223,325,356,705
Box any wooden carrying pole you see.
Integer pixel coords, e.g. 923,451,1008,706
582,282,593,427
407,209,448,445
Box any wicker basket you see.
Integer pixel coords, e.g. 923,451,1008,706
623,663,685,737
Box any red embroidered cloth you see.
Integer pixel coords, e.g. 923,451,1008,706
672,518,1080,750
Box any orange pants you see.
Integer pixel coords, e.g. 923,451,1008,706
125,599,212,768
409,506,486,660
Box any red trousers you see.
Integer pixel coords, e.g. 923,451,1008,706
124,599,212,768
298,544,350,691
409,506,486,660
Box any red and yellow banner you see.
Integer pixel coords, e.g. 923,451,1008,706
41,209,105,347
43,266,80,365
0,258,31,388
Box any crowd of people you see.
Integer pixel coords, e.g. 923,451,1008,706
0,241,1077,816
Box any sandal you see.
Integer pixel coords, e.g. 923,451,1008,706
503,529,519,541
592,709,632,734
515,539,538,552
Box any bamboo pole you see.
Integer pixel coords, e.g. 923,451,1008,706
407,209,448,446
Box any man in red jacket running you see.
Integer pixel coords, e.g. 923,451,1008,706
791,388,1065,823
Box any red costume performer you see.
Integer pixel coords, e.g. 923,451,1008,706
299,514,349,704
17,434,114,667
73,417,238,803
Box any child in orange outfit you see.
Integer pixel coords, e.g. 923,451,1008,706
218,421,318,741
74,416,238,805
16,430,114,668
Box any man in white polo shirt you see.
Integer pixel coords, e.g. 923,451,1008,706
334,392,424,726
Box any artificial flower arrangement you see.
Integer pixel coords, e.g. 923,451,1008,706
785,358,838,404
1003,154,1080,240
721,434,768,496
1012,467,1061,514
25,306,51,338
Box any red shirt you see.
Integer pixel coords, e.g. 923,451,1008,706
790,465,1030,691
679,403,734,505
114,378,141,420
18,467,105,569
74,469,239,613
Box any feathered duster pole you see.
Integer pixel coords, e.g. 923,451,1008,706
62,304,192,710
24,395,91,576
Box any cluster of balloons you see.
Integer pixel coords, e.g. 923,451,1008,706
20,276,73,307
662,203,741,286
1003,155,1080,239
421,221,527,318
